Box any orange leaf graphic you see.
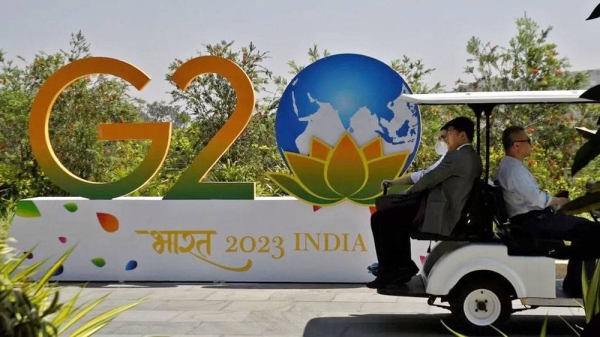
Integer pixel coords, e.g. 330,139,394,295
97,212,119,232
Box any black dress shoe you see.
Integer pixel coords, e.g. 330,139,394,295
367,264,419,289
386,263,419,284
366,274,393,289
366,277,383,289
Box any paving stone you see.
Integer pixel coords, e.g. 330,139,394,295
189,322,272,335
269,290,336,302
169,310,251,323
99,321,200,335
204,290,275,301
223,300,295,312
332,292,398,303
160,300,232,311
56,281,587,336
146,290,216,300
79,288,155,301
243,310,316,324
360,302,431,314
289,301,363,313
112,310,180,322
91,299,166,311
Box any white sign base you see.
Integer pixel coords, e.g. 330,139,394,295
8,197,431,283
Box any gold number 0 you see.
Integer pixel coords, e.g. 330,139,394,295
28,56,256,200
165,56,255,200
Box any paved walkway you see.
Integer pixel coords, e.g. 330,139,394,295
55,281,587,337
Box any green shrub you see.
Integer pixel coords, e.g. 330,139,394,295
0,238,144,336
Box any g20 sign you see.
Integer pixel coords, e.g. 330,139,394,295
14,53,429,283
28,53,422,207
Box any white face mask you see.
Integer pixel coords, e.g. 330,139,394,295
435,140,448,156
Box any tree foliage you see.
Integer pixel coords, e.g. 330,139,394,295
1,15,599,217
0,31,147,207
457,17,600,197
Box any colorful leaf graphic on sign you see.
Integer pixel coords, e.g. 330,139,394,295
16,200,41,218
97,213,119,232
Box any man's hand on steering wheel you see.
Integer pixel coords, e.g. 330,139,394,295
381,180,395,191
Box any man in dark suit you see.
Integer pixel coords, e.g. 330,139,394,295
368,116,483,289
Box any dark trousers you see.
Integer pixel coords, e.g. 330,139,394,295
512,209,600,287
370,201,420,274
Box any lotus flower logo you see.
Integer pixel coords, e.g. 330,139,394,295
267,132,409,207
270,53,421,209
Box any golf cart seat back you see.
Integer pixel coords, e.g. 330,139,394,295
487,180,571,259
409,178,493,242
486,180,511,228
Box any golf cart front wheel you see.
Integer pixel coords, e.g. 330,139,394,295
449,278,512,334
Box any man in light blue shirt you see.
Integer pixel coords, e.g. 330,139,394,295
495,151,566,219
495,126,599,297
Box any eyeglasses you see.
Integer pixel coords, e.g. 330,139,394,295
513,139,531,145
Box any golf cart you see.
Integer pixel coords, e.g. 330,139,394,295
374,90,599,333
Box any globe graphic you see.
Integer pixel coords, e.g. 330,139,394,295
275,53,421,175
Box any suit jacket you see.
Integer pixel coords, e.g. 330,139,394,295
409,144,483,236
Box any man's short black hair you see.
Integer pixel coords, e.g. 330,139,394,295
440,122,450,131
502,126,525,151
445,116,475,142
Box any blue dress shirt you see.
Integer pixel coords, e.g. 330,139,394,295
494,156,552,218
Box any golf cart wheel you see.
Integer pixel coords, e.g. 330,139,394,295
449,277,513,334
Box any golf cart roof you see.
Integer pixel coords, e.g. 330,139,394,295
400,90,593,105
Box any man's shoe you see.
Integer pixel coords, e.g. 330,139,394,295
366,276,388,289
370,273,414,290
368,264,419,289
392,266,419,284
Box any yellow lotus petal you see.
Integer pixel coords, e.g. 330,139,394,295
284,152,341,199
350,151,410,200
309,137,331,161
361,137,384,161
349,185,411,207
348,197,377,206
325,132,367,196
266,173,342,206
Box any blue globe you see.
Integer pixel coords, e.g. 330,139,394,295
275,53,421,174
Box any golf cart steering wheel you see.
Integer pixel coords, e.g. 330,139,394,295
382,181,392,196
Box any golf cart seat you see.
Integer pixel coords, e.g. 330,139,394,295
409,178,494,242
487,180,572,259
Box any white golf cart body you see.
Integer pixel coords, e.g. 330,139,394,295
423,242,559,305
377,90,596,330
